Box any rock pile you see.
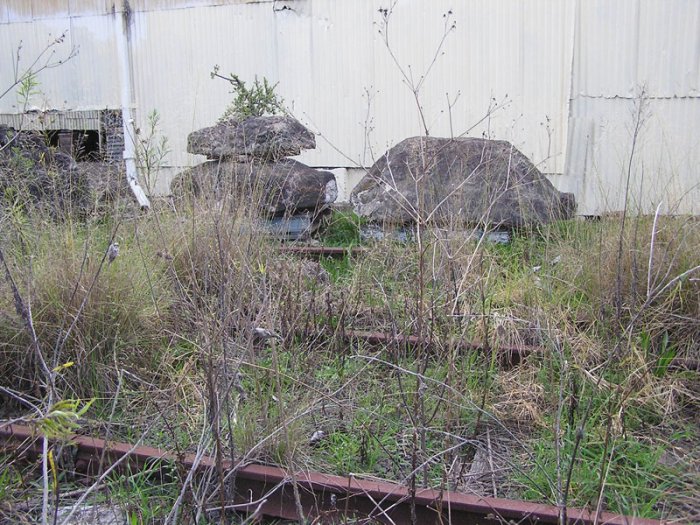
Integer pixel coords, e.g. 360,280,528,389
0,125,129,217
351,136,575,229
172,116,337,218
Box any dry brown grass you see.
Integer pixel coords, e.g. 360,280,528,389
0,199,698,522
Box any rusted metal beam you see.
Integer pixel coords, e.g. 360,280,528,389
344,329,538,366
343,330,700,372
279,245,365,258
0,423,663,524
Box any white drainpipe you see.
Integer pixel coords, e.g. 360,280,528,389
115,1,150,209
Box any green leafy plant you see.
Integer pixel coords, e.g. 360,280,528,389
320,210,364,247
211,65,284,120
36,398,94,439
0,458,21,502
15,71,40,108
135,109,170,194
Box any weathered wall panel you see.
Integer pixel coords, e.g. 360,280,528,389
67,1,112,17
637,1,700,97
131,0,573,189
572,0,700,99
0,19,79,111
565,0,700,214
67,15,121,107
30,0,70,20
4,0,34,23
567,97,700,215
0,16,120,113
1,0,698,212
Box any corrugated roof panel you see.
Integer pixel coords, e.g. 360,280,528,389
0,110,101,130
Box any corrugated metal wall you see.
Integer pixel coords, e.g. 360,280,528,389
1,0,698,213
0,8,120,110
565,0,700,214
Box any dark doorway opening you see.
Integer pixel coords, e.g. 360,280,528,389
46,130,101,161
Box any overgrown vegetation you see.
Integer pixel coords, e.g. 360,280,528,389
1,12,698,525
318,210,364,247
211,66,285,121
0,187,698,522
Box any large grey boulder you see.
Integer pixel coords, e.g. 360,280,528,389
172,158,337,216
187,116,316,161
350,137,575,228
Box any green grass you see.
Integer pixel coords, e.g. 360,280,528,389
319,254,354,282
0,456,22,503
105,461,180,524
319,210,364,247
0,202,697,522
520,428,680,518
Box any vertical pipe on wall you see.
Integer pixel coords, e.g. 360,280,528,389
115,0,150,209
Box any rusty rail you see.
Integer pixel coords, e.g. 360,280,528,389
0,423,663,524
279,245,365,258
342,331,700,372
343,330,538,366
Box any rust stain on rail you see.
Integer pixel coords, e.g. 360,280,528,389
0,423,663,524
279,245,365,258
344,330,538,366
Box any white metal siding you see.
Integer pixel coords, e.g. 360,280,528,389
1,0,698,213
565,0,700,214
128,0,574,191
0,15,121,112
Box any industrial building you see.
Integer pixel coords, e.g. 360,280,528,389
1,0,698,214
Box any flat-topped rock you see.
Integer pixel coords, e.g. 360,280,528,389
187,116,316,161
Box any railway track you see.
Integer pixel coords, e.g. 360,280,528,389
279,245,365,258
343,330,537,367
0,423,662,524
